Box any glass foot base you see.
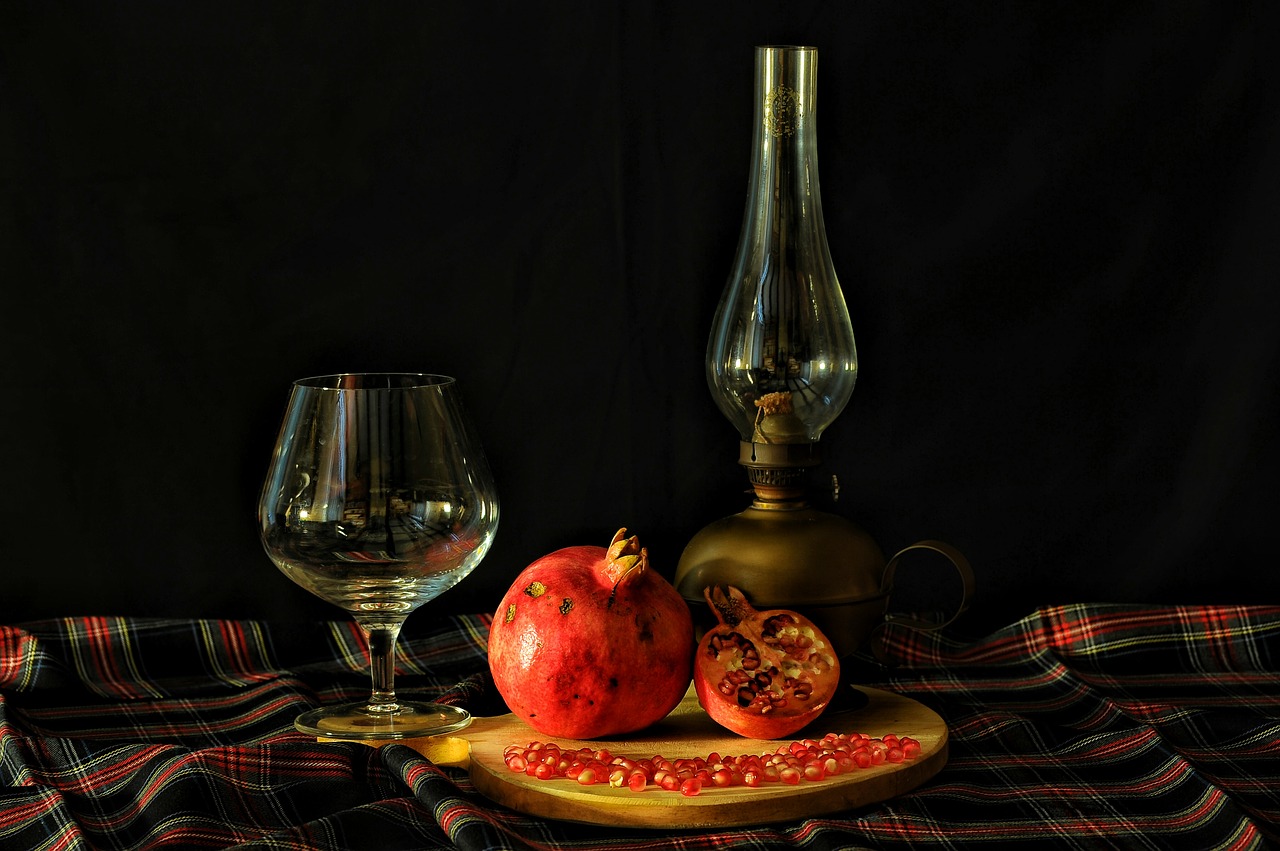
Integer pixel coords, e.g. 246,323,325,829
296,701,472,740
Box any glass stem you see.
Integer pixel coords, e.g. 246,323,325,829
357,616,407,715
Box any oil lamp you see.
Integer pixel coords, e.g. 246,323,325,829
675,46,972,661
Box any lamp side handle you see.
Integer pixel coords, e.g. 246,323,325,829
878,539,976,633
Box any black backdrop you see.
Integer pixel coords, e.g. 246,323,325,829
3,2,1276,635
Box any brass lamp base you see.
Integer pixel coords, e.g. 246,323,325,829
674,445,891,662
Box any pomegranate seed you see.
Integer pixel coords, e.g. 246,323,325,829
503,733,920,793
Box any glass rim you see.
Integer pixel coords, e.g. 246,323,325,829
291,373,457,391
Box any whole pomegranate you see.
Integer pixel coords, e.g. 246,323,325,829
694,585,840,739
488,528,694,739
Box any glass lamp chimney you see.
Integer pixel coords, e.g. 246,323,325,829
707,44,857,484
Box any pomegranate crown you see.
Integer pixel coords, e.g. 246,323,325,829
704,585,753,627
602,528,648,586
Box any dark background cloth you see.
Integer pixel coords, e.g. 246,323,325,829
2,3,1277,630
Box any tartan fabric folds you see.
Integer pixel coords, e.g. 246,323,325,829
1,605,1278,850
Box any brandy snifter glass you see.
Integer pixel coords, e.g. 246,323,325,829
259,373,499,739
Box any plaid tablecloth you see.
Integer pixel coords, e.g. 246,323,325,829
2,604,1278,850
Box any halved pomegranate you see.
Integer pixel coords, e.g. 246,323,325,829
694,585,840,739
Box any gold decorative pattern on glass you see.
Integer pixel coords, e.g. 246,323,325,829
764,84,801,137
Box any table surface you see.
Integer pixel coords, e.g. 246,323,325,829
2,603,1278,850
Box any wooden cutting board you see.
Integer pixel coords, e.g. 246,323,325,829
372,685,948,828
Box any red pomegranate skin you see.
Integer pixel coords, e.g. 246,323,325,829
488,529,694,739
